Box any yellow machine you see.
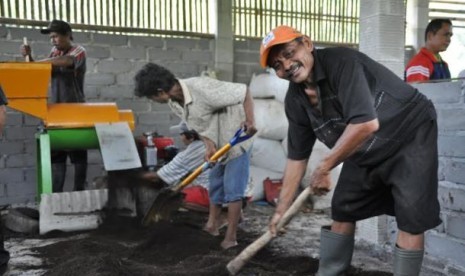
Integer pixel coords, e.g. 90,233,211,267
0,62,135,196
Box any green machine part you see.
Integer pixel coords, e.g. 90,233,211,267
36,128,100,197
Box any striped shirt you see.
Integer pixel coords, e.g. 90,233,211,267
157,140,209,188
49,44,86,103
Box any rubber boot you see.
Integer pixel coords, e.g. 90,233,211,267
393,245,424,276
52,163,67,193
316,226,354,276
73,163,87,191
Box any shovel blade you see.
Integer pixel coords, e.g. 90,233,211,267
141,188,185,226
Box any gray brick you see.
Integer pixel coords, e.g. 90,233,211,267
437,109,465,131
86,73,115,86
111,46,146,60
72,32,92,44
447,264,465,276
6,179,36,197
1,41,24,55
438,182,465,212
93,33,128,46
116,72,137,85
129,36,164,48
98,60,133,74
165,38,197,50
148,49,182,61
138,112,171,125
426,231,465,268
24,115,41,126
197,38,213,50
234,50,261,64
23,139,37,154
9,27,44,42
0,26,7,38
100,85,134,99
85,46,111,59
165,62,199,76
444,159,465,185
182,50,212,62
24,168,36,185
5,113,23,126
0,168,24,184
5,126,38,141
445,212,465,239
84,85,100,99
116,99,151,113
0,184,6,197
6,153,35,168
413,82,462,104
0,141,23,155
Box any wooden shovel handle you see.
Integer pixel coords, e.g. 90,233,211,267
226,187,313,275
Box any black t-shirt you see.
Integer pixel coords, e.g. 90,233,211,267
285,47,436,166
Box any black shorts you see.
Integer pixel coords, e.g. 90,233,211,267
332,119,441,234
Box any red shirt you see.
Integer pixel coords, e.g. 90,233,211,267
405,47,450,82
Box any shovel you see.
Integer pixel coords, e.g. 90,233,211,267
226,187,314,275
142,127,252,226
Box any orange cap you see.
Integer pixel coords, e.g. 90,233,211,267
259,26,304,68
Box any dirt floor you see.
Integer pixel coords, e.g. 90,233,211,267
4,201,393,276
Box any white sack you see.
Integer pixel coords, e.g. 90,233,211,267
248,166,283,202
254,99,288,140
249,71,289,100
251,138,287,173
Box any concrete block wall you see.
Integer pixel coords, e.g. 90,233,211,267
399,81,465,275
0,26,217,205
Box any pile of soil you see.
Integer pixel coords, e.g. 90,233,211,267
17,206,392,276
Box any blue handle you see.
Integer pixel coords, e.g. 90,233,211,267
229,127,252,146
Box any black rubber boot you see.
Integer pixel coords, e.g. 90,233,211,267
393,245,424,276
52,163,67,192
316,226,354,276
73,163,87,191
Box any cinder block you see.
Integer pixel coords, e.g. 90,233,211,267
234,51,260,63
6,153,35,168
84,86,99,99
426,231,465,268
148,49,182,61
197,38,213,50
99,85,134,100
116,72,137,85
85,73,115,86
137,112,171,125
165,38,198,50
111,46,146,60
438,182,465,212
72,32,92,44
0,26,7,38
0,184,6,197
165,62,198,75
437,109,465,131
0,141,23,155
24,167,36,185
445,212,465,239
413,82,462,104
129,36,164,48
439,135,465,158
0,168,24,184
5,126,37,140
85,46,110,59
115,99,151,113
5,113,22,126
23,114,41,126
9,28,44,41
93,33,128,46
443,159,465,185
182,50,212,62
98,60,133,74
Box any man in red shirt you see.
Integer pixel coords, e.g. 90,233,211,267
405,19,453,82
20,20,87,193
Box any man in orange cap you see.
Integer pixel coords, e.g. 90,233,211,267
263,26,440,275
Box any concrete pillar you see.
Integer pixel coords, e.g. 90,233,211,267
214,0,234,81
406,0,430,51
357,0,406,245
359,0,406,77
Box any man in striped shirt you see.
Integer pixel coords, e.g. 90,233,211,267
20,19,88,193
405,19,453,82
142,122,210,212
